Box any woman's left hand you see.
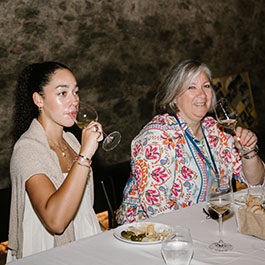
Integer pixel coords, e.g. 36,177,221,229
235,127,264,186
234,126,257,151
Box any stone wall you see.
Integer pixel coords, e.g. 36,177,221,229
1,0,265,188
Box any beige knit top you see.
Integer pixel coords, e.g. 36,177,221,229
8,119,96,259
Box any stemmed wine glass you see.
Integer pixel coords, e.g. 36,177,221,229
206,174,234,251
214,98,252,198
214,98,250,156
71,101,121,151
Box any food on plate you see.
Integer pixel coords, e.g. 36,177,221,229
247,204,264,214
121,231,146,241
246,195,261,206
120,223,171,242
245,195,264,215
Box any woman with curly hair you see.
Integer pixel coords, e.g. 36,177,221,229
7,62,103,261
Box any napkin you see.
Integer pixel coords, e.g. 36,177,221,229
236,197,265,240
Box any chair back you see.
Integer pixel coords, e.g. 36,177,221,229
100,161,130,228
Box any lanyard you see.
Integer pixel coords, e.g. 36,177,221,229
174,115,219,179
186,129,219,179
201,128,220,179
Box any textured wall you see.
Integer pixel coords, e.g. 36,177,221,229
1,0,265,188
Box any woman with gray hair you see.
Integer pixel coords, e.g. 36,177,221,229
117,59,264,224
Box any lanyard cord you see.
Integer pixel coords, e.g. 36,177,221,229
174,115,219,179
182,131,205,203
201,127,219,179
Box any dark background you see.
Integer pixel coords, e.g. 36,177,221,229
1,0,265,241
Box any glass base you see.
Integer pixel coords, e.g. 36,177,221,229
209,240,233,252
102,131,121,151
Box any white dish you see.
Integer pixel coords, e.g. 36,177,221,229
113,222,172,245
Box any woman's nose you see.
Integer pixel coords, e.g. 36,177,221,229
68,95,79,108
197,86,207,97
72,99,78,107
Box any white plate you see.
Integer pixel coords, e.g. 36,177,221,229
113,222,172,245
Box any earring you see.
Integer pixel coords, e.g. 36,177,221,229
38,107,42,113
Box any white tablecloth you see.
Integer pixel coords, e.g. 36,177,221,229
8,201,265,265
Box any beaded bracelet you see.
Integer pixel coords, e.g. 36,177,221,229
242,145,259,160
242,152,258,160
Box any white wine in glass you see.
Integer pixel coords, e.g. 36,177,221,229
206,175,234,251
218,119,237,131
214,98,238,131
214,97,251,156
72,101,121,151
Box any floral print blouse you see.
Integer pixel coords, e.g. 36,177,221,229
117,113,245,224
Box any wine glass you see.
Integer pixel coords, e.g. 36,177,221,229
161,226,193,265
214,97,252,196
214,98,250,156
206,175,234,251
72,101,121,151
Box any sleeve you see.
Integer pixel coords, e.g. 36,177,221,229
8,137,61,258
131,126,177,218
117,125,178,224
217,128,246,185
10,138,60,187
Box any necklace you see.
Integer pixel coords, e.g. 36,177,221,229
48,138,72,172
60,144,68,157
49,139,68,157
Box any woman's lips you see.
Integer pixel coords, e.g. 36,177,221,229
69,111,77,118
65,109,77,119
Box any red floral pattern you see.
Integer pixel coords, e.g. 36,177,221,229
117,113,244,224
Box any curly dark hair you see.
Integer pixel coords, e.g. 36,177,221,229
12,61,71,143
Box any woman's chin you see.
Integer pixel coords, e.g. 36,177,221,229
62,120,75,128
194,108,208,118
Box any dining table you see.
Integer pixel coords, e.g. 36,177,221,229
7,197,265,265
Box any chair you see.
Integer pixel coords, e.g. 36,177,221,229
101,180,118,228
0,187,11,242
100,161,130,228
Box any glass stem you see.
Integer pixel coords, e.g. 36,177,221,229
218,214,224,246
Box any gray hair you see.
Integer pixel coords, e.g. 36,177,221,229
154,59,216,115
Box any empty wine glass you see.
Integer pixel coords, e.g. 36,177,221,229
214,98,250,156
71,101,121,151
206,175,234,251
161,226,193,265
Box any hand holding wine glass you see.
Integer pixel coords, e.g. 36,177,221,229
71,101,121,151
79,120,104,159
206,174,234,251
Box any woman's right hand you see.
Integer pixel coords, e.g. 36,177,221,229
79,121,104,159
